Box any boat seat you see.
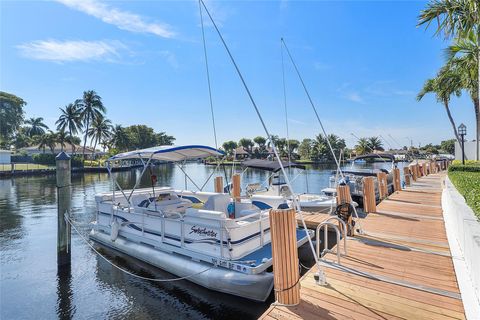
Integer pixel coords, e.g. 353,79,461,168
203,194,231,213
132,194,154,208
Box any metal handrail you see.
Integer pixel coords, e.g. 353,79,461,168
316,222,341,263
316,217,348,264
322,216,347,256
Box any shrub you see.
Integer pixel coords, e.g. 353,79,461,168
448,170,480,219
32,153,83,167
449,163,480,173
452,160,480,166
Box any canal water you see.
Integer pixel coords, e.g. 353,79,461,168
0,162,402,319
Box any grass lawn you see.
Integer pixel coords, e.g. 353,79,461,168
448,170,480,219
0,163,54,171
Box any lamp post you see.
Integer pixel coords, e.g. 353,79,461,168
458,123,467,165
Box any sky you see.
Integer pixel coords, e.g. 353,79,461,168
0,0,476,149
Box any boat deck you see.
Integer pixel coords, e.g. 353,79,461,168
260,172,466,319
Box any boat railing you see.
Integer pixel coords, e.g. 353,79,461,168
316,217,347,264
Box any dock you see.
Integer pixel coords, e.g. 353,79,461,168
261,172,466,319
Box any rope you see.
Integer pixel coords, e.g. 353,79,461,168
281,38,344,180
199,0,218,150
281,39,291,167
273,276,301,292
64,214,215,282
281,38,364,235
198,0,324,280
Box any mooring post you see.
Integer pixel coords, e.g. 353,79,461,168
362,177,376,213
56,152,71,267
403,166,411,186
336,184,355,236
393,168,401,192
232,174,241,201
269,208,300,305
376,172,387,199
411,165,417,181
214,176,223,193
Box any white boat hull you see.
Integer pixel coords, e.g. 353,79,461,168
90,229,274,302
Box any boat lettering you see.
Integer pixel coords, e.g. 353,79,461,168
189,225,217,238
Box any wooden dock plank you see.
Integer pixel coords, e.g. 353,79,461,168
261,172,466,320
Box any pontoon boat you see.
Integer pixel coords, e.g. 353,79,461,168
90,145,312,301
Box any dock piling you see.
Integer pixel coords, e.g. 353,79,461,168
403,166,411,186
376,172,388,199
393,168,401,192
214,176,223,193
269,208,300,305
56,152,71,267
362,177,376,213
232,174,241,201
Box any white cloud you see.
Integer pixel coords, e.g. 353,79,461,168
17,39,126,63
56,0,175,38
346,92,365,104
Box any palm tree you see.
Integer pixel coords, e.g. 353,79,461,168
368,136,384,151
222,141,237,157
56,130,68,152
355,138,370,156
418,0,479,158
417,63,463,144
418,0,478,38
238,138,254,154
87,116,112,159
24,117,49,137
445,31,479,159
76,90,106,159
56,103,83,145
35,131,57,154
110,125,130,151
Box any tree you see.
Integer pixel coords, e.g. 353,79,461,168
253,136,267,158
124,125,157,150
418,0,479,159
222,141,237,156
156,132,175,146
24,117,49,137
313,134,346,161
35,131,57,154
56,130,69,152
253,136,266,147
298,138,313,160
367,136,384,151
13,127,32,150
238,138,254,154
440,139,456,154
56,103,83,141
446,33,479,159
110,125,130,151
355,138,370,156
287,139,300,158
76,90,106,159
87,116,112,158
0,91,26,149
417,63,463,144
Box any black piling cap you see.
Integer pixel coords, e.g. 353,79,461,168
55,151,71,160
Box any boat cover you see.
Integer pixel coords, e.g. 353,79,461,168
242,159,306,172
108,145,224,162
